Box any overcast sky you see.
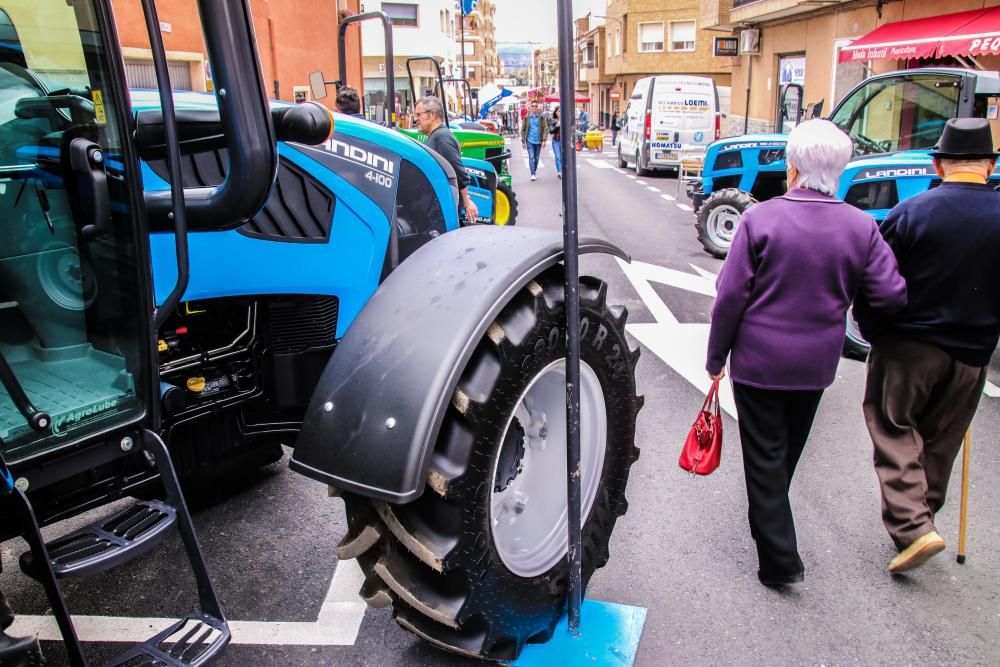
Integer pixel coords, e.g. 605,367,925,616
494,0,606,48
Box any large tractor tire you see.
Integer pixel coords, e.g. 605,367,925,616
336,265,642,661
695,188,757,259
843,308,871,360
495,180,518,226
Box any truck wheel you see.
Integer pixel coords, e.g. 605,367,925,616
617,147,627,168
635,151,649,177
495,180,518,226
337,266,642,661
695,188,757,259
843,309,870,360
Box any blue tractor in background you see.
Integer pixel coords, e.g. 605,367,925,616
691,68,1000,259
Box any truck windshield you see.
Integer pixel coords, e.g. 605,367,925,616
829,73,962,156
0,1,146,462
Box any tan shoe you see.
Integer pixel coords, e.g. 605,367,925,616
889,531,946,573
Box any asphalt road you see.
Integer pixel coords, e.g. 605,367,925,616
3,138,999,666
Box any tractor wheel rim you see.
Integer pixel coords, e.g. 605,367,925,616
495,190,510,226
490,358,607,577
707,204,741,246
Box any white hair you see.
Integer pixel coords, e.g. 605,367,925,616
785,119,854,196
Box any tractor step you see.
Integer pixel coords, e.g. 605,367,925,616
106,614,230,667
19,500,177,579
0,631,44,667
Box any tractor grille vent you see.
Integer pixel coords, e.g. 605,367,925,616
147,152,334,242
268,296,339,355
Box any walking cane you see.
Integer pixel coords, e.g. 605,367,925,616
957,429,972,564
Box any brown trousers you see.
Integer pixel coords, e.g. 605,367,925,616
863,338,987,549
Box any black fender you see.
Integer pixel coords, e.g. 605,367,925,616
289,225,629,503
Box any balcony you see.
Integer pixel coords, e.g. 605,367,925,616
730,0,854,25
701,0,734,31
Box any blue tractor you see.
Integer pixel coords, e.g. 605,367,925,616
0,0,641,663
691,68,1000,261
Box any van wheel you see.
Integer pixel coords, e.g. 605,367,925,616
635,151,649,177
695,188,757,259
617,147,627,168
336,266,642,661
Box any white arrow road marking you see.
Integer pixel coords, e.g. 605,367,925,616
985,380,999,398
9,559,367,646
615,258,736,418
586,159,613,169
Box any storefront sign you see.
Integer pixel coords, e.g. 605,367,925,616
714,36,739,57
779,56,805,86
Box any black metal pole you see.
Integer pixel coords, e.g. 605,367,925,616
743,53,751,135
556,0,583,636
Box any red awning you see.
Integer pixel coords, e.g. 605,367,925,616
838,8,1000,63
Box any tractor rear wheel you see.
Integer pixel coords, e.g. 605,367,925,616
695,188,757,259
495,180,518,226
337,266,642,661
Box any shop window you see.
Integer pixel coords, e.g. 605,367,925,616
669,20,695,52
638,22,663,53
383,3,418,27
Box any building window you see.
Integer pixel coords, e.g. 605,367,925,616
383,3,418,27
669,20,696,52
463,41,476,56
638,22,663,53
616,28,622,55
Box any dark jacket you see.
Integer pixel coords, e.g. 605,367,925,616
425,124,469,190
707,188,906,389
856,181,1000,366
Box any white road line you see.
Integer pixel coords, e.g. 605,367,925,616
676,204,693,211
626,174,636,180
647,186,660,192
985,380,1000,398
586,159,613,169
9,559,367,647
660,194,676,201
635,180,648,185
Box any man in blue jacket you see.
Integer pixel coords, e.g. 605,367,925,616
858,118,1000,574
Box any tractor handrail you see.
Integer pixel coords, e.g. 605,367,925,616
406,56,447,125
338,11,395,127
142,0,278,234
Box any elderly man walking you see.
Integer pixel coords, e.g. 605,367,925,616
858,118,1000,574
520,100,548,181
414,96,478,224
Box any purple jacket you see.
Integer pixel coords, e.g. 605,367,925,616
706,188,906,390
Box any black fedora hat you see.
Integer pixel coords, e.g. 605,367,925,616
929,118,999,159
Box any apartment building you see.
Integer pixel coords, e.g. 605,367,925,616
576,18,614,125
456,0,500,92
599,0,733,119
533,47,559,89
360,0,458,120
703,0,1000,135
111,0,362,104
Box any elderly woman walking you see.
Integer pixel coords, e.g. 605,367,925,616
706,119,907,587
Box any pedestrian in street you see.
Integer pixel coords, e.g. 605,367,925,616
611,111,620,146
414,96,478,224
706,119,906,587
521,100,548,181
335,86,366,120
856,118,1000,574
550,106,562,179
578,106,588,134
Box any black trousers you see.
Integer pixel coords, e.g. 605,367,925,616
733,382,824,577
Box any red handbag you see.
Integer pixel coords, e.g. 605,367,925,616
679,378,723,475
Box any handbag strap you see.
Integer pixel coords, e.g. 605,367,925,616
701,377,721,412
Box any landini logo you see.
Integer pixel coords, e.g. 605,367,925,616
328,139,395,175
52,399,120,434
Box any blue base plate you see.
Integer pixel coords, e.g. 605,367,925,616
507,600,647,666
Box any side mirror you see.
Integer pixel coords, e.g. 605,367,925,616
310,70,329,101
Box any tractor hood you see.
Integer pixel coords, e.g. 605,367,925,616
709,133,788,152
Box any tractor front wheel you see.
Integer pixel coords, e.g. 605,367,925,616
337,266,642,661
695,188,757,259
495,180,518,226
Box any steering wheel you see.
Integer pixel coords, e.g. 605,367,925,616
852,132,886,155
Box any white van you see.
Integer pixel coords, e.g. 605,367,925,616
617,75,720,175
